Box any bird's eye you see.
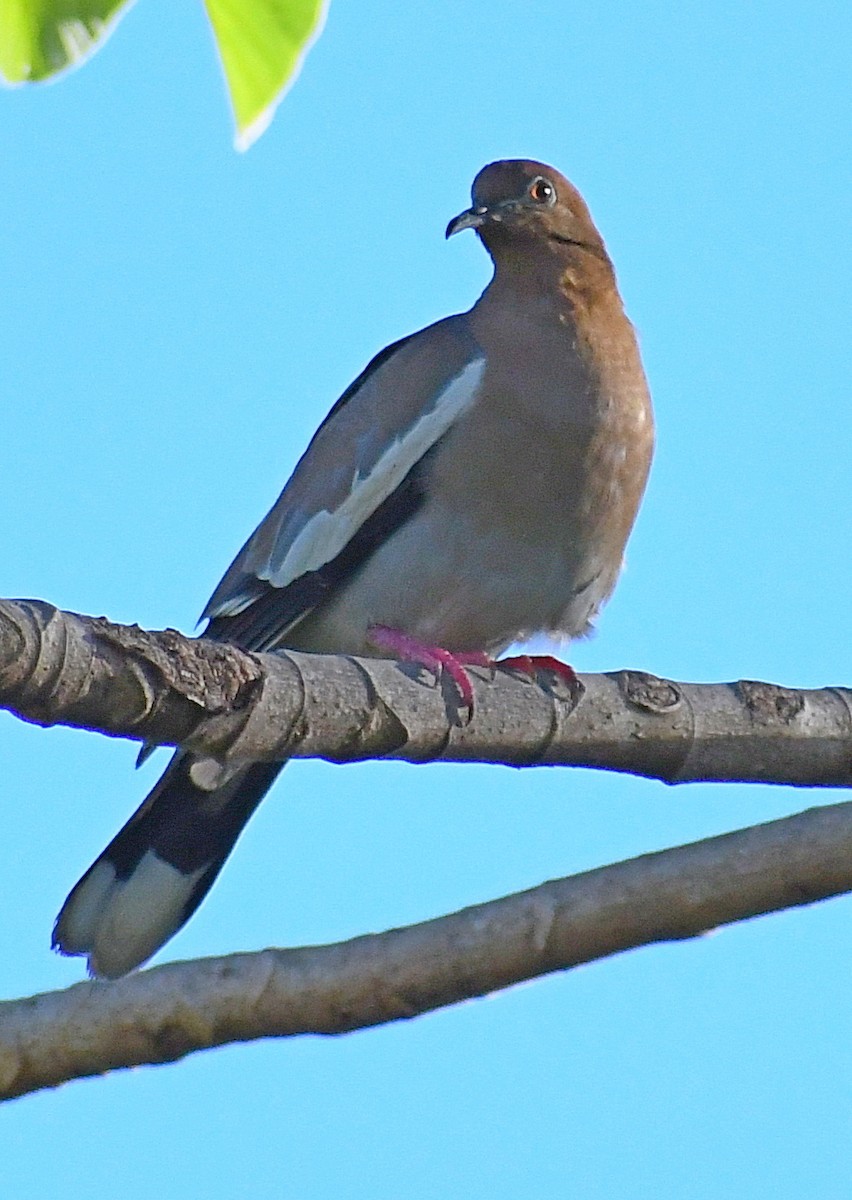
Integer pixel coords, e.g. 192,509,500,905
528,177,556,204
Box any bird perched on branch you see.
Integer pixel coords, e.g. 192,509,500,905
54,159,655,978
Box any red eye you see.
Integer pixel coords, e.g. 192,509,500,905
529,177,555,204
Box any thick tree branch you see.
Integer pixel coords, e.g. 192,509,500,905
1,598,851,785
1,802,850,1101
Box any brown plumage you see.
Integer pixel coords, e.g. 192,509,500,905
53,159,654,977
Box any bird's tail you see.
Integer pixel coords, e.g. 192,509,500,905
52,754,284,978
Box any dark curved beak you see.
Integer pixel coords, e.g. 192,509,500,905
445,205,488,239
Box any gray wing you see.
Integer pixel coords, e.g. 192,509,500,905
202,314,485,651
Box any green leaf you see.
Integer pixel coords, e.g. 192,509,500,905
0,0,134,84
203,0,327,151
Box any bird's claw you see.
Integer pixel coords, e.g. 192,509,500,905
368,626,492,716
367,628,579,714
495,653,579,695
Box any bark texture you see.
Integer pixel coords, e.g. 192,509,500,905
2,599,851,784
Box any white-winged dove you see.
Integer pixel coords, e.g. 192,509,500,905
53,159,654,978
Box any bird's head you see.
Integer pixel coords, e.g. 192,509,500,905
446,159,608,265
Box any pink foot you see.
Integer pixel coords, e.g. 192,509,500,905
495,654,579,691
368,626,491,712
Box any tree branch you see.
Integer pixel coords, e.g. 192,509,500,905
3,598,851,1101
2,598,851,785
1,802,849,1101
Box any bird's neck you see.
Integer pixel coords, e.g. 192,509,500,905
485,236,616,303
481,242,625,345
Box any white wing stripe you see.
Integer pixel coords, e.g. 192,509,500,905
264,357,486,588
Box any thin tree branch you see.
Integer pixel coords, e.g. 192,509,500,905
1,598,851,785
1,802,849,1101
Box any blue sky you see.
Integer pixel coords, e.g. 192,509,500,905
2,0,851,1194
